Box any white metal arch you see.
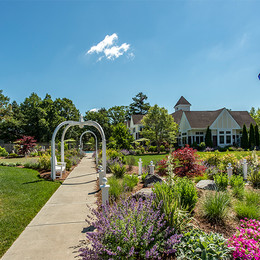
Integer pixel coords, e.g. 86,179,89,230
51,119,106,180
79,130,98,165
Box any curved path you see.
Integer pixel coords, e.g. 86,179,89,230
1,153,97,260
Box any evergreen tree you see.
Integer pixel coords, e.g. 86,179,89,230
241,125,249,149
249,123,255,149
255,125,259,147
205,126,213,147
129,92,150,115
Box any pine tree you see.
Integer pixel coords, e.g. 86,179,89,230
255,125,259,147
205,126,213,147
249,123,255,149
241,125,249,149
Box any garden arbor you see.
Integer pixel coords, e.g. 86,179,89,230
51,117,106,180
79,130,98,165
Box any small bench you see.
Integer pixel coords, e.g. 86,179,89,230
54,156,66,178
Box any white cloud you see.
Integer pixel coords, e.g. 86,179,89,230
104,43,130,60
87,33,118,54
86,33,133,61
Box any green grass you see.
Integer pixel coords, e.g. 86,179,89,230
0,157,39,165
132,153,168,166
0,166,61,257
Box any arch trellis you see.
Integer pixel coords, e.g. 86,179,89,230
51,118,106,180
79,130,98,165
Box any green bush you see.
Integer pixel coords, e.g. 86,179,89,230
234,191,260,219
123,174,139,191
135,149,142,156
234,202,260,220
110,163,126,178
202,191,230,223
214,173,228,191
174,177,198,212
194,173,208,183
203,152,221,167
38,154,51,170
24,160,40,169
153,182,192,232
148,146,157,153
141,172,148,182
174,228,233,259
126,156,136,170
248,168,260,188
7,153,19,158
0,146,8,157
199,142,206,150
160,145,165,152
230,175,245,199
65,158,72,171
108,176,123,200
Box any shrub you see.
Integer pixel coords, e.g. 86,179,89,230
205,166,219,180
193,173,208,183
203,151,221,167
157,159,167,175
153,182,192,232
202,191,230,223
64,158,72,171
228,219,260,260
141,172,148,182
123,174,139,191
244,190,260,205
110,163,126,178
230,175,245,199
79,195,182,259
234,202,260,220
175,228,233,259
7,153,19,158
159,145,165,152
221,153,238,168
199,142,206,151
148,146,157,153
120,149,130,156
248,168,260,188
214,173,228,191
134,149,142,156
174,177,198,212
108,176,123,200
0,146,8,157
173,146,206,177
15,135,37,155
126,156,136,170
23,160,40,169
38,154,51,170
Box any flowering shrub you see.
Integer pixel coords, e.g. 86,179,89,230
172,146,206,177
16,135,37,156
157,159,167,175
228,219,260,260
79,195,182,259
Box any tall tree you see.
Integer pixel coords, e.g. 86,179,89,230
142,105,178,153
111,123,134,149
205,126,213,147
84,108,112,140
0,89,11,121
255,125,259,147
108,106,128,125
250,107,260,127
249,123,255,148
241,125,249,149
129,92,150,115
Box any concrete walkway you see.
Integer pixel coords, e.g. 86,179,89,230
2,154,98,260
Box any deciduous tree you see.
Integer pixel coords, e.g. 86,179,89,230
142,105,178,153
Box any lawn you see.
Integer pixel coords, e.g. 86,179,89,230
132,150,260,166
0,166,61,257
0,157,38,165
132,153,169,166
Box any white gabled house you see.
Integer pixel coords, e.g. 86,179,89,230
127,96,256,148
172,96,256,147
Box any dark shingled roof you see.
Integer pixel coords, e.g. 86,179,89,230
171,110,183,125
132,114,144,125
174,96,191,107
184,109,224,128
229,111,256,128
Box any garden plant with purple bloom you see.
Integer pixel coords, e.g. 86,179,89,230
79,194,182,259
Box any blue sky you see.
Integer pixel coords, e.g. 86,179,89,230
0,0,260,114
